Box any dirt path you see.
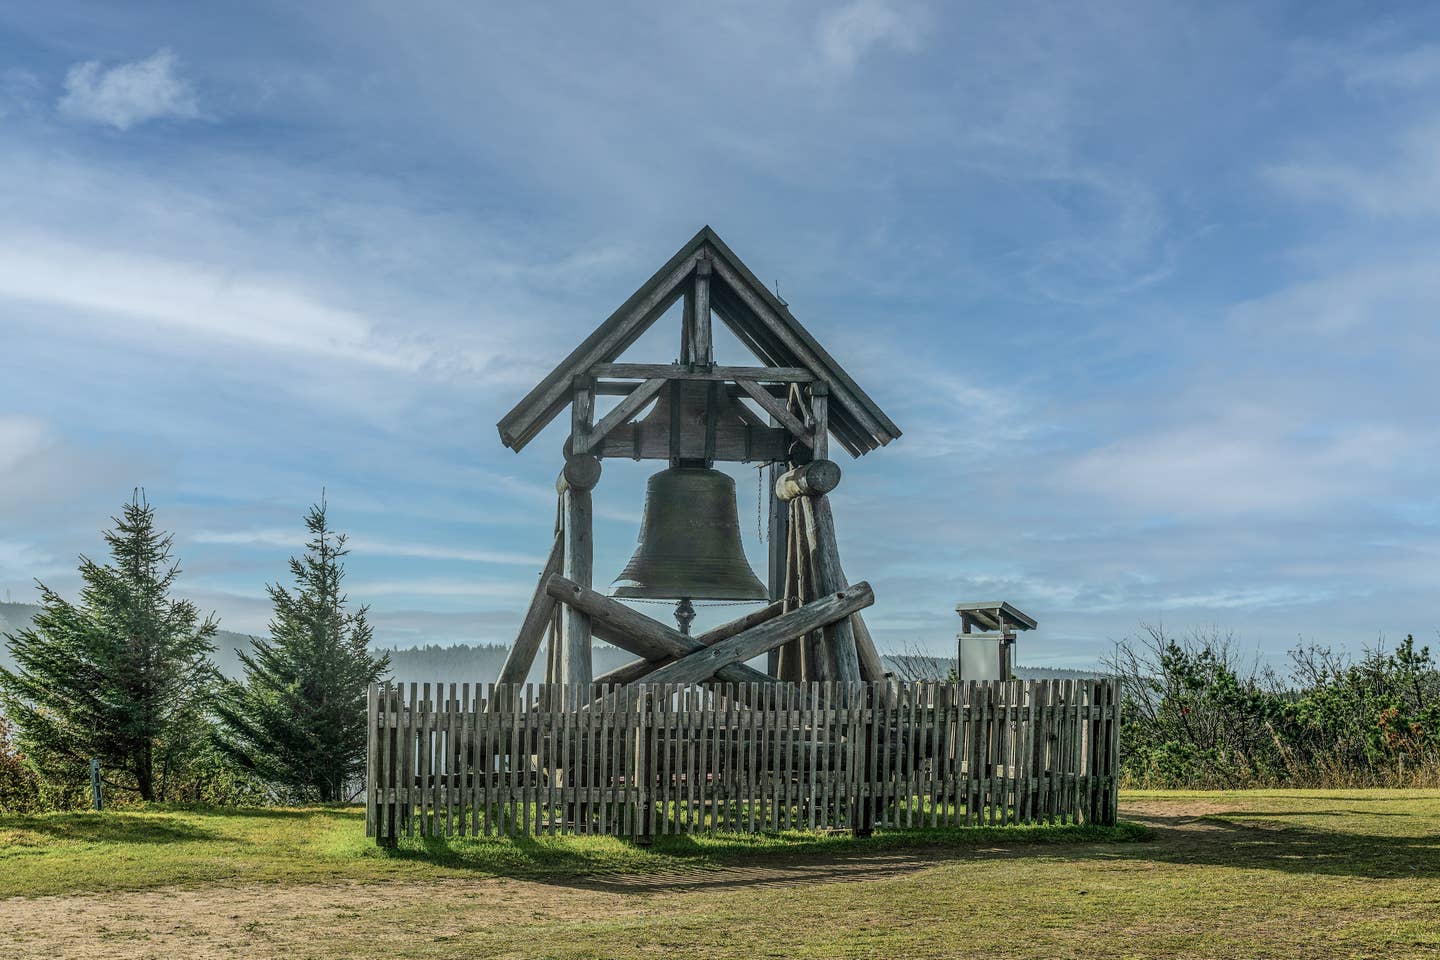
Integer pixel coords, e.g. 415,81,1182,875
0,801,1209,959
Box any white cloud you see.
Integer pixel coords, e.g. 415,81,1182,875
192,528,544,566
0,415,48,474
1061,418,1406,516
1341,43,1440,89
0,231,431,370
817,0,923,74
1267,118,1440,218
58,48,199,130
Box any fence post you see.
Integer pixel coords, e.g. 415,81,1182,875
854,681,875,837
90,757,102,811
634,686,654,846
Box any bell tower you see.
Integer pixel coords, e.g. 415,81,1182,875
494,226,901,690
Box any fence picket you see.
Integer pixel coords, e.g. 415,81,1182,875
368,679,1121,842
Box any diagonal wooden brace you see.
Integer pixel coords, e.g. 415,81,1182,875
544,575,774,685
595,600,784,686
640,582,873,686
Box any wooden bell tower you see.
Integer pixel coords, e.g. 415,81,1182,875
494,226,901,691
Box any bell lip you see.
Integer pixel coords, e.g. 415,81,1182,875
610,581,769,602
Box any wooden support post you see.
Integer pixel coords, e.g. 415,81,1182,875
766,458,788,676
498,531,564,685
562,376,596,695
639,582,873,686
809,381,829,460
692,257,712,364
797,495,862,684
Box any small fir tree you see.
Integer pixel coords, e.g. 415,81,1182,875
216,500,389,801
0,493,218,801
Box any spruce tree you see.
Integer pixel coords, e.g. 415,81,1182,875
216,500,389,801
0,493,218,801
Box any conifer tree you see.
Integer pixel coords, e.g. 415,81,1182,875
0,493,218,801
216,500,389,801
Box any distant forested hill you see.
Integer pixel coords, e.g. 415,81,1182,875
4,602,1098,687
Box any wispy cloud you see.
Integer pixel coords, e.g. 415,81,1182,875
192,528,545,566
816,0,925,74
0,231,431,369
58,48,199,130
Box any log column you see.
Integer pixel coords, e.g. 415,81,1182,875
561,376,599,695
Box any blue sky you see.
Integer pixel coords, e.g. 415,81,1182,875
0,1,1435,669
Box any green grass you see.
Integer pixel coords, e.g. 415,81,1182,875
4,791,1440,959
0,803,1144,898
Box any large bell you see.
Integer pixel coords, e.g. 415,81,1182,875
613,467,768,601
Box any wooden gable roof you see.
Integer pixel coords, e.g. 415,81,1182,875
496,226,902,458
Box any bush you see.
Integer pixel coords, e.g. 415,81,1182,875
1110,627,1440,788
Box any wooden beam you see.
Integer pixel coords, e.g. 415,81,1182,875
593,600,784,685
689,257,713,365
544,575,774,685
497,531,564,685
775,460,841,501
497,247,703,451
797,495,862,683
575,377,665,455
810,381,829,461
707,248,892,442
640,582,873,686
733,377,812,446
590,363,814,383
560,486,594,690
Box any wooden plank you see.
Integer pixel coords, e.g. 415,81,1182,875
705,249,895,444
809,383,829,461
576,377,666,454
365,683,378,838
639,583,873,685
590,362,813,383
497,245,703,452
733,377,812,445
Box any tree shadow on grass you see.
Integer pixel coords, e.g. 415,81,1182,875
376,821,1152,893
2,811,221,845
1115,811,1440,881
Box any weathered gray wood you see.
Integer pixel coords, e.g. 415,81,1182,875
497,247,703,451
498,531,564,685
640,583,873,685
596,422,787,462
544,575,774,685
556,454,602,493
733,377,812,445
590,362,814,383
775,459,841,501
561,489,593,689
576,378,665,454
593,600,784,686
707,251,892,444
809,382,829,461
689,257,713,364
799,496,862,684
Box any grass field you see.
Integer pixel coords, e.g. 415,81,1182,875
2,791,1438,958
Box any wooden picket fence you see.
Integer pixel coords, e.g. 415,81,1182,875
366,678,1119,844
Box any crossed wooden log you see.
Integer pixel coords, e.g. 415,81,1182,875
544,574,874,687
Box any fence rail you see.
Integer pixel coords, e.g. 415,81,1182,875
366,679,1119,843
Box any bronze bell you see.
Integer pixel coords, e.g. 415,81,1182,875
613,467,768,601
